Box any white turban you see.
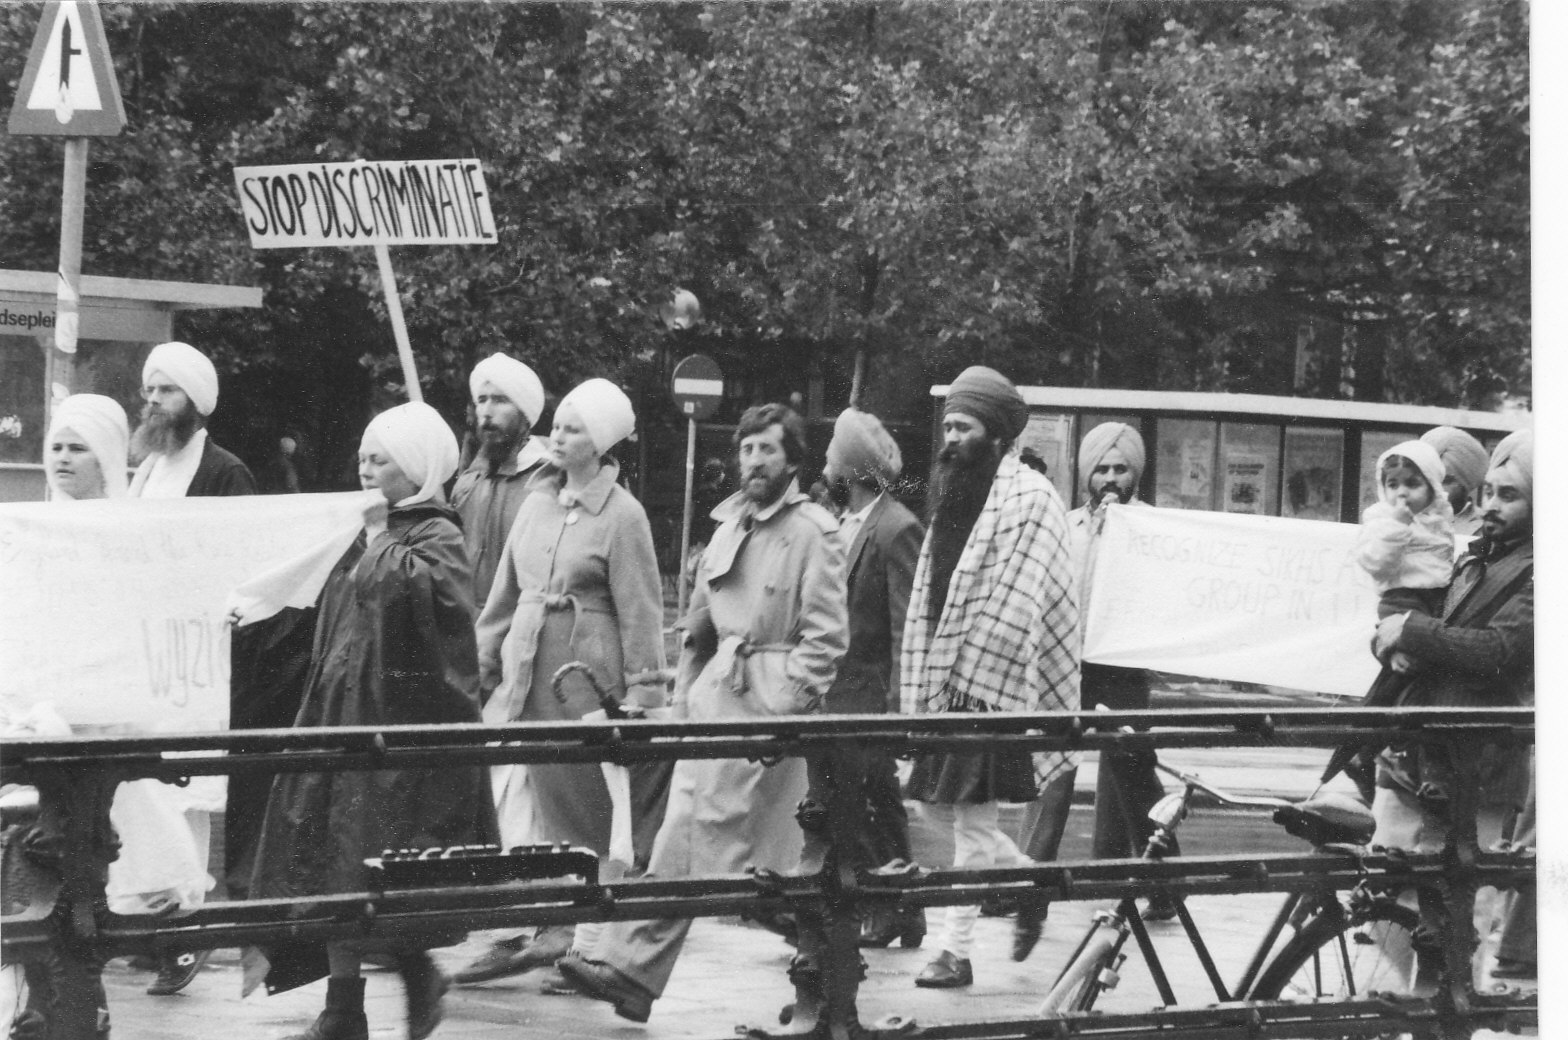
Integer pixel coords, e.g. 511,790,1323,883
1489,428,1533,504
1078,422,1146,495
558,378,635,454
362,402,460,507
143,341,219,416
469,353,545,426
826,408,902,487
46,394,130,499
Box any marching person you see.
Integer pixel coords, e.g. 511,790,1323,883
468,378,667,992
447,352,569,987
815,409,926,950
452,352,550,603
249,402,498,1040
900,367,1080,988
559,403,847,1023
130,340,256,498
127,341,256,995
1368,429,1534,985
1420,426,1491,540
45,394,130,501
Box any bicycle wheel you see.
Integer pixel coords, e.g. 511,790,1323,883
1038,929,1120,1014
1248,899,1422,1002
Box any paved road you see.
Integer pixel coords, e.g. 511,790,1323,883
89,746,1535,1040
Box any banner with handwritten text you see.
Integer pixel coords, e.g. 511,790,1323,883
1082,505,1383,697
0,493,374,731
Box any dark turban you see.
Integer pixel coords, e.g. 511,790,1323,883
944,366,1027,444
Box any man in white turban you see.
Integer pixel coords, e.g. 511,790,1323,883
45,394,130,499
129,341,256,499
1421,425,1491,537
814,410,927,956
1370,428,1534,978
1013,420,1174,963
125,342,255,995
453,354,551,603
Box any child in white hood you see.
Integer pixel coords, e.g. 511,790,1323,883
1354,439,1454,620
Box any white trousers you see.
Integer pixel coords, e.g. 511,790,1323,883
930,801,1031,959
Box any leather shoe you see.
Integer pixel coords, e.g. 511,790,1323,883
556,952,655,1022
452,926,572,985
147,949,209,995
914,950,972,988
1012,903,1046,962
1141,896,1181,922
1491,956,1536,980
859,908,926,949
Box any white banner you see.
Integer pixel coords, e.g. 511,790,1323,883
0,492,375,731
234,158,497,248
1082,505,1382,697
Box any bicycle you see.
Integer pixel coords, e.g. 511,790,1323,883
1037,760,1424,1014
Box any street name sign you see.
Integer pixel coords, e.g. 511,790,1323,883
8,0,126,137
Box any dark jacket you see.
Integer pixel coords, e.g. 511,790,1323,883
826,494,922,714
187,437,258,497
1400,539,1533,709
249,502,498,993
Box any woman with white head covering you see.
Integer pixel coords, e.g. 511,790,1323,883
250,401,497,1040
469,378,665,985
45,394,130,499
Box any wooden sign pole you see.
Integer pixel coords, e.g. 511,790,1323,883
45,136,90,443
373,242,422,404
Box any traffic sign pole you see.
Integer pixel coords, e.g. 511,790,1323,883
677,415,698,619
669,354,724,619
51,136,89,410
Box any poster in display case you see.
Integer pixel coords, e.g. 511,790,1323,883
1218,423,1279,516
1154,417,1216,511
1282,427,1344,521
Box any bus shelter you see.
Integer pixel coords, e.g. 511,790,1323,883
932,385,1529,524
0,268,262,502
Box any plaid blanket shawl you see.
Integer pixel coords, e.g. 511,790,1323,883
900,452,1081,787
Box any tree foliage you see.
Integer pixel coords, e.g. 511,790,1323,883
0,0,1529,481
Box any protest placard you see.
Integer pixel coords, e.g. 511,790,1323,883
1082,505,1383,697
233,158,496,249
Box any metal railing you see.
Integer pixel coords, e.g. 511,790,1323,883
0,706,1537,1040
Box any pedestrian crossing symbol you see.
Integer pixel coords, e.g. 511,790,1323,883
8,0,125,137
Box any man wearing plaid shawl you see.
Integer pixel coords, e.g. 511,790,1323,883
900,366,1080,989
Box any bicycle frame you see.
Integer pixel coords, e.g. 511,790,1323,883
1044,763,1351,1010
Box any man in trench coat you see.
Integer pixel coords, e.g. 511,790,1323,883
559,402,848,1023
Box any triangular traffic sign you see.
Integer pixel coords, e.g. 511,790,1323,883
8,1,125,137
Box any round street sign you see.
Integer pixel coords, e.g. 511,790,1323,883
671,354,723,421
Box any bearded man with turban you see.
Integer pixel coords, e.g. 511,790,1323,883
123,342,255,994
249,402,498,1040
895,367,1079,990
452,352,551,603
1368,428,1534,980
129,341,256,499
1421,425,1491,539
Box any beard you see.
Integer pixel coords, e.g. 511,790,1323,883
1089,480,1136,507
130,401,199,459
926,438,1002,619
476,422,524,474
824,475,852,511
742,465,795,508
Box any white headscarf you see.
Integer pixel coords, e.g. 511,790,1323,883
469,353,546,426
558,378,635,454
362,402,460,507
1376,440,1447,511
46,394,130,499
143,341,219,416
